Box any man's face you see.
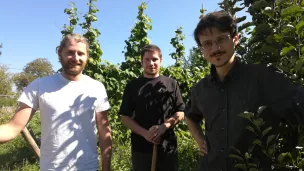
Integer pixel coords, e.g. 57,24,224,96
198,27,238,67
60,40,88,76
141,51,162,77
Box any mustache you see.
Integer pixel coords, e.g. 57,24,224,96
210,51,226,57
69,61,83,65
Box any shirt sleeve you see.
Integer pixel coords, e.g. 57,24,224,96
17,78,40,111
95,82,111,112
185,84,204,123
260,66,304,124
119,82,135,117
173,81,185,112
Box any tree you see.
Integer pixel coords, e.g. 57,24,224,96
14,58,54,92
182,3,209,79
61,2,78,36
24,58,54,78
0,64,15,107
183,47,208,68
80,0,103,79
0,64,13,95
120,2,152,78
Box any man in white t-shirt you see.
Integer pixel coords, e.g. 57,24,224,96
0,34,112,171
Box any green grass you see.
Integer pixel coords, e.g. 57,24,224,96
0,110,40,171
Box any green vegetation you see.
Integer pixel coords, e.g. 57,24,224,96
1,0,303,170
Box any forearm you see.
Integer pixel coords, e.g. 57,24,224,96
0,124,20,143
99,131,112,171
163,111,184,129
96,111,112,171
185,117,205,145
0,104,35,143
121,115,148,136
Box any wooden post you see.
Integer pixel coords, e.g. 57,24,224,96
151,144,157,171
21,127,40,159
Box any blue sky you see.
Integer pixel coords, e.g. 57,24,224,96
0,0,250,73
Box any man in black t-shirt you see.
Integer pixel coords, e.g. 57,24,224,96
119,44,185,171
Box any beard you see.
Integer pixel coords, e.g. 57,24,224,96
60,58,87,76
214,58,230,67
143,68,159,76
210,51,233,68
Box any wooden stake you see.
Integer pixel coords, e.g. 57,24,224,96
21,127,40,159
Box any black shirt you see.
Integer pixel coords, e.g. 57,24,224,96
185,59,304,170
119,75,185,153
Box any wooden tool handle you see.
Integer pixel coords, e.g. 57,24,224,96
151,144,158,171
21,127,40,159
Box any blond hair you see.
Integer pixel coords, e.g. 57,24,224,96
56,34,89,57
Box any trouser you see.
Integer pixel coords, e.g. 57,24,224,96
131,149,178,171
197,155,208,171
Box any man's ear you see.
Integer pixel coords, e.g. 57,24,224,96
233,34,239,46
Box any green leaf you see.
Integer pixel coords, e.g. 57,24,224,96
249,168,258,171
262,127,272,137
251,0,268,11
277,153,284,163
266,35,274,44
257,106,267,116
302,47,304,54
255,23,271,34
253,139,262,147
235,7,245,12
277,152,292,163
246,126,258,136
245,152,250,160
267,146,275,156
301,0,304,7
229,154,244,161
296,21,304,34
281,45,295,56
239,112,254,120
257,45,277,54
273,34,283,42
236,16,246,23
278,0,291,5
294,58,304,72
277,65,290,73
282,6,304,17
248,163,258,167
266,135,276,146
253,118,264,128
234,164,246,170
230,147,242,155
238,22,254,32
263,7,274,17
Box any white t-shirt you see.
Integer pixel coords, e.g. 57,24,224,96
18,73,110,171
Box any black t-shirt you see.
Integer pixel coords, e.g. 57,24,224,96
119,75,185,153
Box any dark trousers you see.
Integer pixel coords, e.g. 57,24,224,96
197,155,208,171
132,150,178,171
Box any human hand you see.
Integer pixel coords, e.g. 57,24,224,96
149,124,166,141
198,140,208,156
142,129,161,144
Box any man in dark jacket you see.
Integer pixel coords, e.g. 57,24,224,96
185,10,304,170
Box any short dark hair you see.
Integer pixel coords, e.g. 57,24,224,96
194,11,237,46
140,44,162,60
